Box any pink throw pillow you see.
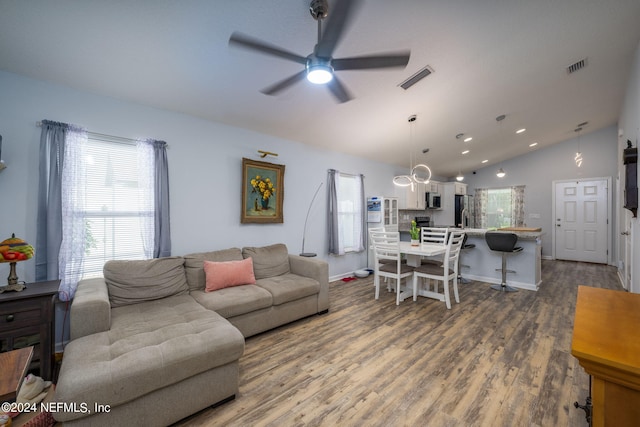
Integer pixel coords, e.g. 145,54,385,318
204,258,256,292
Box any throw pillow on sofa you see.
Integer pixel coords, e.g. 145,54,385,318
204,258,256,292
104,257,189,307
183,248,244,291
242,243,290,279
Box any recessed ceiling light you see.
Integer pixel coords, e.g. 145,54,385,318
482,159,488,163
529,142,538,147
462,150,470,155
516,128,526,134
464,137,473,142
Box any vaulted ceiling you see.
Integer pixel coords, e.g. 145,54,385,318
1,0,639,177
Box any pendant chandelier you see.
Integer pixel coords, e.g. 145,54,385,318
574,126,583,167
393,115,431,190
496,114,506,178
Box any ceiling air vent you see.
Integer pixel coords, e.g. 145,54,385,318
399,65,434,90
566,58,588,75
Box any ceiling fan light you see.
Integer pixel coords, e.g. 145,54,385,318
306,65,333,84
496,168,506,178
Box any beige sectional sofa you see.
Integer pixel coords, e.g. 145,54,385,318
53,243,329,426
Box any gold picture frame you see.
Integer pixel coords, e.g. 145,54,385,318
241,158,285,223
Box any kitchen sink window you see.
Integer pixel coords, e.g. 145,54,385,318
475,186,525,229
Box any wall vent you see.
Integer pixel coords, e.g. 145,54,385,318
399,65,434,90
566,58,588,75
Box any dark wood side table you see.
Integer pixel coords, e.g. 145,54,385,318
0,280,59,381
0,346,33,402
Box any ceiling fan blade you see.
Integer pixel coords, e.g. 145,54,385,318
261,70,308,96
327,75,353,103
229,32,307,65
332,51,411,70
315,0,361,58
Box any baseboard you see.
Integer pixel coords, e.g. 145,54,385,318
616,270,628,290
463,273,540,292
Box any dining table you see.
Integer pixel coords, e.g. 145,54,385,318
397,241,448,303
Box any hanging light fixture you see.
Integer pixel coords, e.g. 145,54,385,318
496,114,506,178
455,133,465,181
574,126,583,167
393,115,431,189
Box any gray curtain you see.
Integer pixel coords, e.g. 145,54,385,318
358,173,366,252
152,140,171,258
328,169,339,255
35,120,69,282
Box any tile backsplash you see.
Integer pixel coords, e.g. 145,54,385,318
398,209,431,231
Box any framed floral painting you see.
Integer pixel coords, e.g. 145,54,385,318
241,158,285,223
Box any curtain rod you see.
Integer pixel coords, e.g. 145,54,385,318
36,121,168,147
328,169,365,178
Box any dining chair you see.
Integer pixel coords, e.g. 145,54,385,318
412,230,465,309
420,227,449,266
370,231,416,305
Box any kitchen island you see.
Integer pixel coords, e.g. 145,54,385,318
459,228,543,291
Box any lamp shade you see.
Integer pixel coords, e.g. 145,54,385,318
0,233,34,263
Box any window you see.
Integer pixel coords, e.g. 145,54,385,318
328,170,365,255
336,173,364,253
80,137,154,278
37,120,170,301
475,185,525,229
486,188,513,228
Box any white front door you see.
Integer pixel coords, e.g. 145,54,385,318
555,179,608,263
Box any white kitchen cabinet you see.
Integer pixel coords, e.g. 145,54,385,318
395,182,423,209
431,182,455,225
454,182,467,195
383,197,399,230
427,181,440,194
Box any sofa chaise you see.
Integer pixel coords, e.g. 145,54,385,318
53,243,329,426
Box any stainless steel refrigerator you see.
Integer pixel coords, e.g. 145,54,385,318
455,195,475,228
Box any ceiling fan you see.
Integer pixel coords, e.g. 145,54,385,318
228,0,411,103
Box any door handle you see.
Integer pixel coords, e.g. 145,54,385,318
621,231,630,236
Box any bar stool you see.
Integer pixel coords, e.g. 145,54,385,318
459,233,475,284
485,232,523,292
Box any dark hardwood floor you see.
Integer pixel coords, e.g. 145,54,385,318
175,259,623,427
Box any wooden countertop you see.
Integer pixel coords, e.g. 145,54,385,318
571,286,640,390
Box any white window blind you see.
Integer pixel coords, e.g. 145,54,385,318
81,137,154,277
337,173,364,253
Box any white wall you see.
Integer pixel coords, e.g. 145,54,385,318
0,70,399,284
618,39,640,293
463,125,618,258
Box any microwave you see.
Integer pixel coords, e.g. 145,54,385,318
426,192,441,209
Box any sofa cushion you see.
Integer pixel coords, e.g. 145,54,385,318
54,295,245,417
242,243,290,279
104,257,188,308
204,258,256,292
183,248,244,291
255,273,320,306
190,285,273,319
